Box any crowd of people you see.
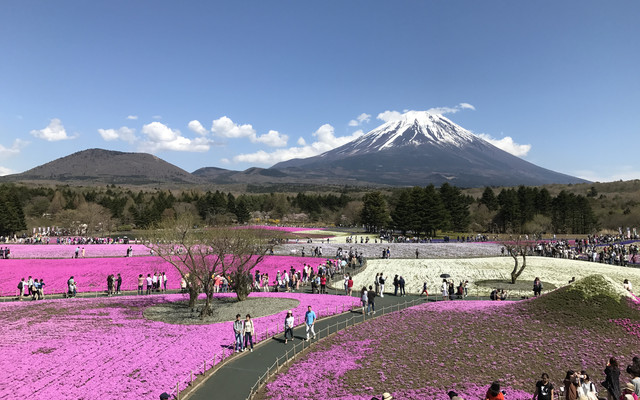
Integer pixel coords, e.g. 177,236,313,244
1,234,135,245
16,276,46,300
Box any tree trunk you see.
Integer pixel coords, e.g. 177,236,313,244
199,291,214,318
234,273,251,302
188,287,198,309
510,252,527,284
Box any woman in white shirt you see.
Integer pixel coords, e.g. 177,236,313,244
284,310,295,344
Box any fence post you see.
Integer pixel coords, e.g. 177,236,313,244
176,382,180,400
203,360,206,376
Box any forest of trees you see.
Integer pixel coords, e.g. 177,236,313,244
0,181,604,238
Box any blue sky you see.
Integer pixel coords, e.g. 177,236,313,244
1,1,638,182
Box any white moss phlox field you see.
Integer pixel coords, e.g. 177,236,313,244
354,257,640,297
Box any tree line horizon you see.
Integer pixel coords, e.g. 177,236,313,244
0,181,610,238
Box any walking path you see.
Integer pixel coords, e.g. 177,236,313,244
186,292,427,400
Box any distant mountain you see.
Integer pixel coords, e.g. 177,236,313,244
272,111,587,187
4,148,200,185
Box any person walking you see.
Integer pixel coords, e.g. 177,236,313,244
17,278,25,300
374,273,380,296
347,274,354,296
367,285,376,315
420,281,428,296
284,310,294,344
604,357,621,400
243,314,254,352
379,273,385,298
116,273,122,294
399,276,406,296
137,274,144,295
305,305,316,340
393,275,399,296
146,274,153,295
233,314,244,353
360,286,368,314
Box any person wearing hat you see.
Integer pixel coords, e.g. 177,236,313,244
621,382,638,400
486,381,504,400
448,390,464,400
159,393,170,400
284,310,294,344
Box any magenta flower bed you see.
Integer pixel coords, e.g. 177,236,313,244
0,255,329,296
0,292,359,399
237,225,324,233
264,300,640,400
3,244,150,259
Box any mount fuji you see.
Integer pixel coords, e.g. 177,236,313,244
271,111,587,187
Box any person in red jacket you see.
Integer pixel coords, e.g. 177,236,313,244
486,381,504,400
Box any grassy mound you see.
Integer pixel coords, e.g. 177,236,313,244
518,274,640,326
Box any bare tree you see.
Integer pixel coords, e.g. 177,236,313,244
146,214,275,318
502,238,535,284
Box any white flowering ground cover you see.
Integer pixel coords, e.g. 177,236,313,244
275,242,502,259
355,257,640,297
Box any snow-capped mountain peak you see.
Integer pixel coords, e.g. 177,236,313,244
331,110,478,156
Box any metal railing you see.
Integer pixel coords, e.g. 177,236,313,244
242,296,425,400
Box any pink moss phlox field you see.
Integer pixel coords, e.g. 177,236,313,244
236,225,324,233
4,244,150,259
0,255,328,296
0,292,358,399
263,299,640,400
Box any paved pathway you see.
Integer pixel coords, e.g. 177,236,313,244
186,291,427,400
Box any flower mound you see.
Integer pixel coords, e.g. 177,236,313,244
262,275,640,400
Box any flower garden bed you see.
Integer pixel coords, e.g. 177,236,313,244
0,255,329,297
354,256,640,297
2,244,150,259
260,277,640,400
0,292,359,399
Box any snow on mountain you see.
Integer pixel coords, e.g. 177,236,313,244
271,110,587,187
327,110,480,157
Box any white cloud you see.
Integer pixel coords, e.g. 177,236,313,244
98,127,137,143
573,166,639,183
0,139,28,158
377,104,476,122
0,166,14,176
297,137,307,146
211,116,256,139
211,116,287,147
477,133,531,157
232,124,364,165
348,112,372,126
126,115,138,120
254,130,288,147
152,115,162,120
30,118,75,141
140,122,210,153
188,120,208,136
376,110,404,122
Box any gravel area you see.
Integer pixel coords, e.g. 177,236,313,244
143,297,299,325
273,242,502,259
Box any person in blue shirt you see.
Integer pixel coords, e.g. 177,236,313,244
304,305,316,341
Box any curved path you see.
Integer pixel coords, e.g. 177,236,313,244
185,292,428,400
